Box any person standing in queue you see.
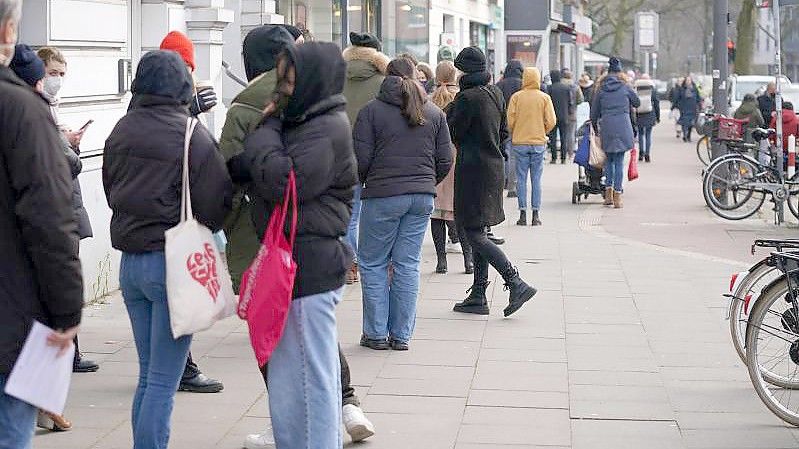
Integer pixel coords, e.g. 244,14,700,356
102,50,232,449
228,41,357,449
495,59,524,198
355,57,453,351
447,47,538,317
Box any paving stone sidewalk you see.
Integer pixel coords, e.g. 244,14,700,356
35,123,799,449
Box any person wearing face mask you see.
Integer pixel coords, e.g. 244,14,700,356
0,2,85,446
37,47,87,151
12,43,96,433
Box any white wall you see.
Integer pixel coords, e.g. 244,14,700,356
428,0,494,65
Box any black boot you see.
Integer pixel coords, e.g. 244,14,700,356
638,153,644,162
516,210,527,226
462,243,474,274
431,219,448,274
436,252,448,274
502,267,537,317
453,281,490,315
531,210,542,226
645,154,651,163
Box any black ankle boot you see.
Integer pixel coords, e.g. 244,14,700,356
516,210,527,226
453,281,490,315
435,252,448,274
531,210,542,226
502,267,537,317
463,245,474,274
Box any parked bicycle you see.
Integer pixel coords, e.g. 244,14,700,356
702,126,799,220
744,250,799,425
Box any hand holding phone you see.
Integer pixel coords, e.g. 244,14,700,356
79,119,94,131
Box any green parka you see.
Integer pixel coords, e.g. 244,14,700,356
342,45,390,127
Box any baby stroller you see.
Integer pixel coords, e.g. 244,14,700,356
571,121,605,204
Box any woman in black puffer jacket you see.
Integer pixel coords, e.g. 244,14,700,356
353,57,453,352
229,42,357,449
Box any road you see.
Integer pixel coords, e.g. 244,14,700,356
36,120,799,449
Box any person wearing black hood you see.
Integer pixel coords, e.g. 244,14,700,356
447,47,538,317
102,50,232,449
354,58,453,351
228,42,357,449
548,69,576,164
496,59,524,197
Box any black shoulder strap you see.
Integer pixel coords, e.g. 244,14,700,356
479,85,504,115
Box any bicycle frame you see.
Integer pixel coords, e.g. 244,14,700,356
745,253,799,346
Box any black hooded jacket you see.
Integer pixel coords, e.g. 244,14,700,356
233,42,358,299
243,25,294,81
353,75,453,199
496,60,524,105
548,70,574,121
103,51,233,253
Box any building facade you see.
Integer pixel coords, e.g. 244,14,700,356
428,0,503,77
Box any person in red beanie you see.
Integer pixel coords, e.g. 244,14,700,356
158,31,224,395
160,30,217,117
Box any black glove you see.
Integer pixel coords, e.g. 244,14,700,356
190,87,218,116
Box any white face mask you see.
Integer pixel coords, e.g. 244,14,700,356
43,75,63,98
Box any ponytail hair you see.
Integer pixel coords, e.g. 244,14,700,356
387,58,426,127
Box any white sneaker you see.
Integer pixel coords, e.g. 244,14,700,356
342,404,375,442
244,428,275,449
446,241,463,254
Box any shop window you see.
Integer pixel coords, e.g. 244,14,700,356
348,0,381,35
381,0,429,61
278,0,343,45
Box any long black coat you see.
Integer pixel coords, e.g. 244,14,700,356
0,66,83,374
447,82,508,229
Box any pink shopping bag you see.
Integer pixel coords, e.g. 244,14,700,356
238,171,298,367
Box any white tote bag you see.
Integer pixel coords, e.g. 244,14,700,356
165,117,236,338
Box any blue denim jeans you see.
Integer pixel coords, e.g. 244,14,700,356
503,140,517,192
120,252,192,449
344,185,362,262
637,125,653,155
513,144,546,211
268,288,343,449
0,374,36,449
604,151,626,192
359,194,434,343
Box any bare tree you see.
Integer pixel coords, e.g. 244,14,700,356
735,0,756,74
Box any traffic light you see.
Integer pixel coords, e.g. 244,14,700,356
728,40,736,64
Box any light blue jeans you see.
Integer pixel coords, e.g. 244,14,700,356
359,194,434,343
604,151,627,192
120,252,192,449
0,374,36,449
513,144,547,211
504,140,517,192
268,288,343,449
344,185,362,262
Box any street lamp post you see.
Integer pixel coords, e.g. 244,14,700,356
772,0,785,223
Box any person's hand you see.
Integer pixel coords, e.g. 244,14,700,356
262,101,277,117
64,129,85,149
47,326,79,357
190,87,218,116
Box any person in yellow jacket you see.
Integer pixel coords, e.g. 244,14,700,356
507,67,556,227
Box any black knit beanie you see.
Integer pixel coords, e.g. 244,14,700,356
454,46,487,74
349,32,381,51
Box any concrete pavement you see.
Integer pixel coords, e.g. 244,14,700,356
36,121,799,449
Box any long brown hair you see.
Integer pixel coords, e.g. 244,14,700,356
431,61,459,109
388,58,426,127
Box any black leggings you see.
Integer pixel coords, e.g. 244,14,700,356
463,227,513,284
431,219,471,255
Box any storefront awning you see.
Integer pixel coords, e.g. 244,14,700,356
583,49,610,64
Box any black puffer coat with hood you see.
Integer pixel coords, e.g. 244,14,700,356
103,51,233,253
353,64,453,200
496,60,524,105
231,42,358,299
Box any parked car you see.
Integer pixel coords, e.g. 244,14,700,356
654,79,668,97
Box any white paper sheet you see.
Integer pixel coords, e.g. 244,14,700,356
4,321,74,414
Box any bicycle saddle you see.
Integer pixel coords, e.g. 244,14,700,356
752,128,776,142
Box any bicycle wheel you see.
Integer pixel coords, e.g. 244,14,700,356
746,277,799,426
702,156,766,220
730,262,781,363
696,135,712,166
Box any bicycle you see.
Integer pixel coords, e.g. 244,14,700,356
727,240,799,371
745,251,799,425
702,128,799,221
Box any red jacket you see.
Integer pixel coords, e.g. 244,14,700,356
770,109,799,152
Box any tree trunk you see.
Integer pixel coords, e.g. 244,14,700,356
735,0,756,75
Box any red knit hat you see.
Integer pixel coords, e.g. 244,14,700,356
160,31,195,71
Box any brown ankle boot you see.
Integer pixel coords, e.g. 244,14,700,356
603,187,614,206
613,191,623,209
